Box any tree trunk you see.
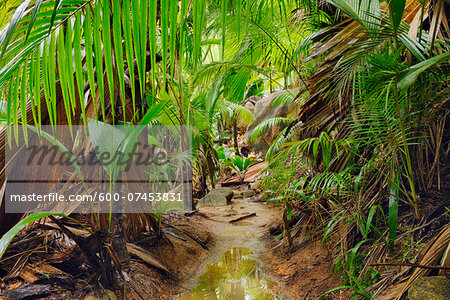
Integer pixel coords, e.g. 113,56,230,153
233,119,240,156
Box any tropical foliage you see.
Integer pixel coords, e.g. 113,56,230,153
0,0,448,298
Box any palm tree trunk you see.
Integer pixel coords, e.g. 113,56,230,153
233,118,240,156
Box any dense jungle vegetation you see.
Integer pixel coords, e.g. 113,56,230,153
0,0,449,299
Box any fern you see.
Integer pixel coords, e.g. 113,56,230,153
247,117,293,143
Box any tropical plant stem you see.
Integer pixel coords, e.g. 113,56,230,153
429,0,443,57
388,2,419,217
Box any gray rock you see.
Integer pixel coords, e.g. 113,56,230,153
238,96,260,133
246,90,299,154
242,190,255,198
197,188,234,208
409,276,450,300
233,194,244,199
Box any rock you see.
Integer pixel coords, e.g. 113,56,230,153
101,290,117,300
237,96,260,133
243,95,260,114
197,188,234,208
246,90,299,154
242,190,255,198
220,208,238,217
233,194,244,199
408,276,450,300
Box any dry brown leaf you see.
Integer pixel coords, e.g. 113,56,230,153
18,267,39,283
439,241,450,277
126,243,170,273
394,223,450,299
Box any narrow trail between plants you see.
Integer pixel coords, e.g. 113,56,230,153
177,193,282,299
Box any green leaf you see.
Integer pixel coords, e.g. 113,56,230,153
139,0,148,93
243,156,257,170
161,0,168,87
169,0,178,75
365,205,380,238
24,0,44,45
192,0,207,65
48,0,63,33
286,207,292,220
117,101,167,175
13,72,20,146
84,7,97,120
26,125,84,180
113,0,126,121
247,117,291,143
0,0,32,60
93,4,105,120
131,0,142,101
138,100,167,126
148,0,156,94
389,0,406,30
0,212,67,259
88,119,131,175
326,0,380,33
64,16,76,117
33,48,42,128
322,211,345,243
388,171,400,252
313,140,319,163
19,63,28,145
49,32,57,126
73,13,86,124
122,0,136,115
233,155,244,171
102,0,115,123
221,0,227,59
398,51,450,90
57,27,72,126
6,81,13,147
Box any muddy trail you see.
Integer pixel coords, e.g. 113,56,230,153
179,195,281,299
175,190,339,300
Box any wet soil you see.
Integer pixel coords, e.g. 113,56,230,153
176,194,340,300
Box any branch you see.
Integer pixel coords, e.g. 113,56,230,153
369,262,450,270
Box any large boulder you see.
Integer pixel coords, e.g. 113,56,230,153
237,95,261,133
408,276,450,300
197,188,234,208
246,90,299,155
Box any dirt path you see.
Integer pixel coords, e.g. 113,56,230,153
175,191,340,300
177,194,282,299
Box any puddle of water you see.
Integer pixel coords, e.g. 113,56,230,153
180,247,279,300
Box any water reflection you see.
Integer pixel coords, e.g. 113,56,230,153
180,247,279,300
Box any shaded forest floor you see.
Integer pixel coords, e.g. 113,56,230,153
175,190,340,299
0,190,340,299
